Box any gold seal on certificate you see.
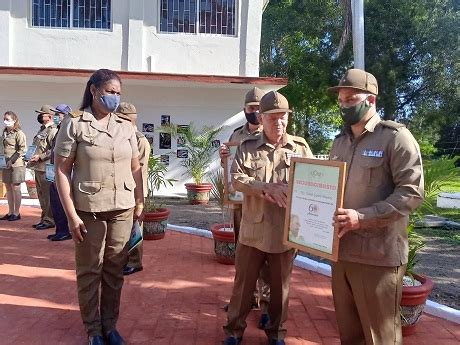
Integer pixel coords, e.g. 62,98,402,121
223,142,244,204
283,158,346,261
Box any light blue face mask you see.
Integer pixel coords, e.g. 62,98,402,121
98,91,120,113
53,115,60,125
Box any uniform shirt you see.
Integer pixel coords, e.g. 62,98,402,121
1,129,26,167
29,123,58,172
330,114,424,267
136,131,150,197
229,122,263,143
54,109,139,213
231,133,313,253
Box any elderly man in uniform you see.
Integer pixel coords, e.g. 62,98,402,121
47,103,73,241
223,91,313,345
220,87,272,327
116,102,151,276
29,105,58,230
329,69,424,345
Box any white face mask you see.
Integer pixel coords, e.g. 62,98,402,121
4,120,15,128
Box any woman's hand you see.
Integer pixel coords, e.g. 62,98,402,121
68,215,87,243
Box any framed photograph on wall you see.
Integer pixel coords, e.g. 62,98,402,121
177,149,188,159
283,158,346,262
223,142,243,204
159,132,171,149
160,155,170,166
142,123,154,133
161,115,171,126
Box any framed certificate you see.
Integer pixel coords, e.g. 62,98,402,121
283,158,346,261
223,142,244,204
0,155,6,169
24,145,37,161
45,163,55,182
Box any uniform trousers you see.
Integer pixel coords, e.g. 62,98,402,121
35,170,54,225
49,182,70,236
224,243,295,340
75,208,133,336
332,260,406,345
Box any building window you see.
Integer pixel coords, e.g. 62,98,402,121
160,0,236,36
31,0,111,30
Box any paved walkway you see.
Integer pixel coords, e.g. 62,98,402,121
0,207,458,345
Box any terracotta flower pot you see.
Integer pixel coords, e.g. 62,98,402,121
143,208,170,240
185,183,213,205
25,180,38,199
210,223,236,265
401,274,434,336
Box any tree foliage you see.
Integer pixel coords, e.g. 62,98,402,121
260,0,459,155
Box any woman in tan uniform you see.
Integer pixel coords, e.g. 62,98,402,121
54,69,144,345
0,111,26,221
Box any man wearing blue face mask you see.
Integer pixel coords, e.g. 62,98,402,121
47,104,73,241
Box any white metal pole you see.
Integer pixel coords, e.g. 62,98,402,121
351,0,365,69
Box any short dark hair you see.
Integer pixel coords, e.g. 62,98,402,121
80,69,122,110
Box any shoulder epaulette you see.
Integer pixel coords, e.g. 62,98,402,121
241,135,259,144
380,120,405,130
233,125,244,133
136,131,145,139
70,110,84,118
291,135,308,146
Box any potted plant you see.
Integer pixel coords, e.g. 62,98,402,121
142,155,176,240
25,169,37,198
209,169,236,265
400,157,458,335
160,123,223,205
400,222,434,336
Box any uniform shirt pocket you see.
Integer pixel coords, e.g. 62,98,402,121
243,159,266,181
358,157,385,187
124,180,135,191
78,181,102,195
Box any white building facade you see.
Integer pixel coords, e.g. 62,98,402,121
0,0,285,194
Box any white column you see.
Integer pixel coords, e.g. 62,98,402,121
127,0,144,71
239,0,263,77
351,0,365,69
0,1,11,66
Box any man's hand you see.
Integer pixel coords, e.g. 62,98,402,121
219,144,230,160
29,154,40,162
333,208,360,238
263,183,288,208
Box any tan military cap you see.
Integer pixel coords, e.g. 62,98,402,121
35,105,54,115
116,102,137,115
328,69,378,95
259,91,292,114
244,87,265,106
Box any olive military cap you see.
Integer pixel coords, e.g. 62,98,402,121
259,91,292,114
328,69,378,95
244,87,265,106
35,105,54,115
116,102,137,115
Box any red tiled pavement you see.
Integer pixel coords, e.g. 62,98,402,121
0,206,458,345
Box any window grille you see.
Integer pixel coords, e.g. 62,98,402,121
31,0,111,30
160,0,236,36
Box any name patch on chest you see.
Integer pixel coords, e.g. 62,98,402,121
362,149,384,158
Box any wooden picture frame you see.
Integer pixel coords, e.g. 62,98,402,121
223,141,243,204
283,158,346,262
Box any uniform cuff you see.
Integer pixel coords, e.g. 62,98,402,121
357,206,378,229
55,146,72,158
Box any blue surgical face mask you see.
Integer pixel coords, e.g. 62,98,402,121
53,115,61,125
98,90,120,113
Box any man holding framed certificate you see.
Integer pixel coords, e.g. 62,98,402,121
223,91,313,345
328,69,424,345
